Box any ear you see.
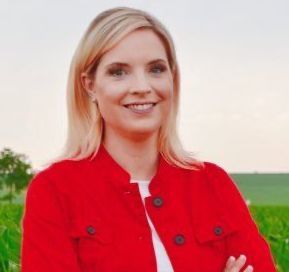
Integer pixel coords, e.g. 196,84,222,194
81,72,95,95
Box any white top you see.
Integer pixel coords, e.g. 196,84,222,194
130,179,174,272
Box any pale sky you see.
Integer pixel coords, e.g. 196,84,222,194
0,0,288,172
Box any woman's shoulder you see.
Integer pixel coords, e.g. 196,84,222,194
202,160,227,173
26,157,90,196
187,160,232,183
201,161,233,182
36,156,91,178
202,161,248,210
182,160,240,201
196,161,242,198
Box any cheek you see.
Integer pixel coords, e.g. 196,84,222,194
154,86,174,118
154,77,174,99
159,81,174,117
95,92,118,122
96,83,125,106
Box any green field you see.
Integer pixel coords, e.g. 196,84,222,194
232,173,289,205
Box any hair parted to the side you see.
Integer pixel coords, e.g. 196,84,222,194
47,6,204,171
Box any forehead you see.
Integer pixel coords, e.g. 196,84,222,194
99,29,168,65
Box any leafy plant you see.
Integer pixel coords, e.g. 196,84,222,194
0,148,33,204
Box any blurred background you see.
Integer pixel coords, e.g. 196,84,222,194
0,0,288,271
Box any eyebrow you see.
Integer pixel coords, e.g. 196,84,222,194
104,58,167,69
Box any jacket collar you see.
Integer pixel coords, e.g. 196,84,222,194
91,143,178,195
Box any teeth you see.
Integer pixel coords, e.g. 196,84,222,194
127,103,154,110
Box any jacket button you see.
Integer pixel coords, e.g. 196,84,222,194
152,196,163,207
174,234,185,245
86,225,96,235
214,226,223,236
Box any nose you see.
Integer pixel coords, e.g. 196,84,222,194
129,72,152,95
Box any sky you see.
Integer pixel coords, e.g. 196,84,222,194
0,0,288,172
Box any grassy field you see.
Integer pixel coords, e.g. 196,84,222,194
250,206,289,271
232,173,289,205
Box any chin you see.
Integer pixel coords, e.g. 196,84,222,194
125,125,160,137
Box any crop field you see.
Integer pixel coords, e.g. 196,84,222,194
250,206,289,271
232,173,289,206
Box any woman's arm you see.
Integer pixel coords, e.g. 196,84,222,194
205,162,277,272
20,172,81,272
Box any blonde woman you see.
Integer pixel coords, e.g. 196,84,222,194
21,7,276,272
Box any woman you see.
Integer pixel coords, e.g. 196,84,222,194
21,6,276,272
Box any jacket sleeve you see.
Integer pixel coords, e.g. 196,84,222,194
206,162,277,272
20,171,81,272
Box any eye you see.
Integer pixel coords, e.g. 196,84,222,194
108,68,126,77
151,64,167,74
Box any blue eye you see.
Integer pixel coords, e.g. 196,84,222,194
107,64,167,77
109,68,126,77
151,65,166,74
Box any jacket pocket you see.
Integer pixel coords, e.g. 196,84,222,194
193,216,239,271
70,218,115,268
76,219,114,245
194,216,238,244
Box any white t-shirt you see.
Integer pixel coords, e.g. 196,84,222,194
130,179,174,272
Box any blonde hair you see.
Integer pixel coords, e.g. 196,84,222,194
48,6,204,171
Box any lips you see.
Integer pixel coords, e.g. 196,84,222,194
123,102,157,107
126,103,155,111
123,101,158,114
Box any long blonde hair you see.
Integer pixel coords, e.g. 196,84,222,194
48,6,204,171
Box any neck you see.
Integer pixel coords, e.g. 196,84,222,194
102,128,160,181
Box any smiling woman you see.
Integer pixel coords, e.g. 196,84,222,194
82,28,174,141
20,6,277,272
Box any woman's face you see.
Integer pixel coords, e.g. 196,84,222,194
89,29,174,139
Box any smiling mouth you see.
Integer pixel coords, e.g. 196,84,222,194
124,103,156,110
123,102,157,113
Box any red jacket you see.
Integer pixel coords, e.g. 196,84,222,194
21,144,276,271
